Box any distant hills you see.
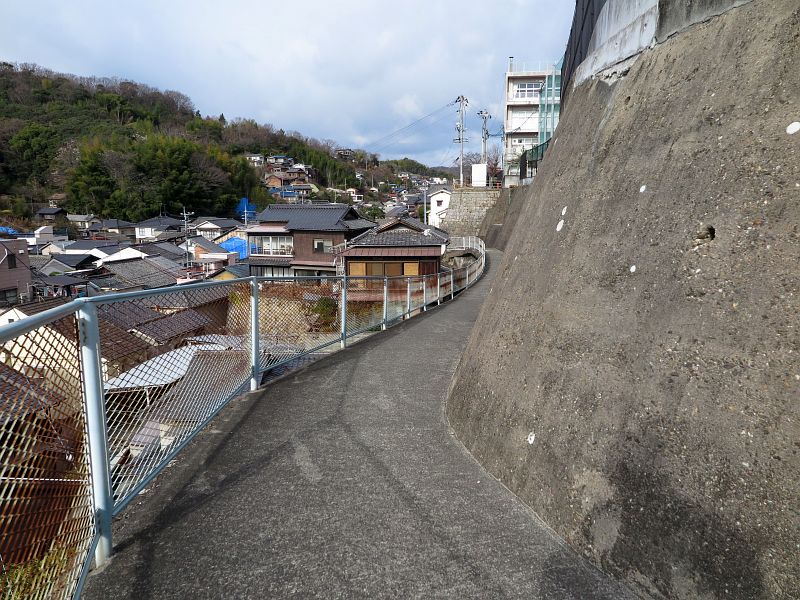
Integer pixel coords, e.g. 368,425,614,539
0,63,384,222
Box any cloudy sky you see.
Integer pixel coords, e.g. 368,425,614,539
0,0,574,166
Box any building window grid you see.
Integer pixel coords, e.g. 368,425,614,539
513,82,543,99
313,239,334,253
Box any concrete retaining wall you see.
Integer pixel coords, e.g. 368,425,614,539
440,189,501,237
573,0,753,86
448,1,799,597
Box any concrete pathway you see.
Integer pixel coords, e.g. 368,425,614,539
84,250,635,599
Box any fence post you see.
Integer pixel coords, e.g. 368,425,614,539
422,275,427,311
406,277,412,318
250,277,260,391
466,266,470,288
340,274,348,348
77,302,113,567
382,277,388,330
437,273,441,306
451,271,455,300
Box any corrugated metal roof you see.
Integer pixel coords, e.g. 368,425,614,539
104,344,222,390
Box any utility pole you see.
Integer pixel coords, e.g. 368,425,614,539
478,110,491,163
182,206,194,268
453,95,468,187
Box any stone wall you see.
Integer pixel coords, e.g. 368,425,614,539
439,189,501,237
447,1,799,598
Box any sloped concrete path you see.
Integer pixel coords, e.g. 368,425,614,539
84,250,635,599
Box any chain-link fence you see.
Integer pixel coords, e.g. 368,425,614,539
0,305,95,600
0,235,485,599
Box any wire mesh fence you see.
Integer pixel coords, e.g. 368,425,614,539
94,281,252,509
0,235,486,599
0,309,94,600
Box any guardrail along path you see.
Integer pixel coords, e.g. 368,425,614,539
84,249,634,599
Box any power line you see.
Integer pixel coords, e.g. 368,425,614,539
363,101,456,152
369,109,458,156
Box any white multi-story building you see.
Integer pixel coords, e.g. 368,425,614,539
503,59,547,187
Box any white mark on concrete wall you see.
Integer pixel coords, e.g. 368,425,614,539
787,122,800,135
562,206,568,216
556,220,564,232
630,265,636,273
639,185,647,193
527,431,536,444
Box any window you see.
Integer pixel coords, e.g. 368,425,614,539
367,263,384,277
0,288,18,306
249,235,293,255
514,82,542,98
384,263,403,277
403,262,419,276
436,200,443,207
313,239,333,253
251,265,292,278
348,262,366,276
6,254,16,269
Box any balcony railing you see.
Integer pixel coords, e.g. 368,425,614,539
0,236,485,600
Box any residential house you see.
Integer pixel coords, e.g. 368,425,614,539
244,153,265,168
426,186,452,228
182,236,238,275
336,148,355,161
210,264,249,281
189,217,242,241
0,239,32,306
36,207,66,221
40,253,97,276
339,217,449,278
266,155,294,167
66,214,100,236
16,226,68,252
247,203,374,277
88,219,137,240
135,216,183,242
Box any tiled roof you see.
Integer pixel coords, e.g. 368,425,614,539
28,255,50,270
0,364,67,426
102,258,180,289
97,302,163,330
66,240,122,251
348,217,448,248
45,254,96,269
136,216,182,228
255,203,375,232
130,309,212,345
100,218,135,229
223,264,250,278
247,256,292,267
9,297,150,363
36,207,65,215
189,236,227,253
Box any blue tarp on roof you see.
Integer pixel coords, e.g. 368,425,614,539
220,237,248,259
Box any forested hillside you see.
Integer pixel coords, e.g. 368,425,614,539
0,63,360,221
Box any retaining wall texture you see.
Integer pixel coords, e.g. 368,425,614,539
440,189,501,237
448,1,799,598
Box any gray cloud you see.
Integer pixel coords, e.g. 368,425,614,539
0,0,573,165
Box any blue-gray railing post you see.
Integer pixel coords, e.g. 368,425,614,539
437,273,441,306
406,278,412,318
466,266,470,288
450,271,455,300
340,274,347,348
422,275,427,311
382,276,388,330
77,301,113,567
249,277,260,391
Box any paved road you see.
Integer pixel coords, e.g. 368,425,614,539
84,250,635,599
